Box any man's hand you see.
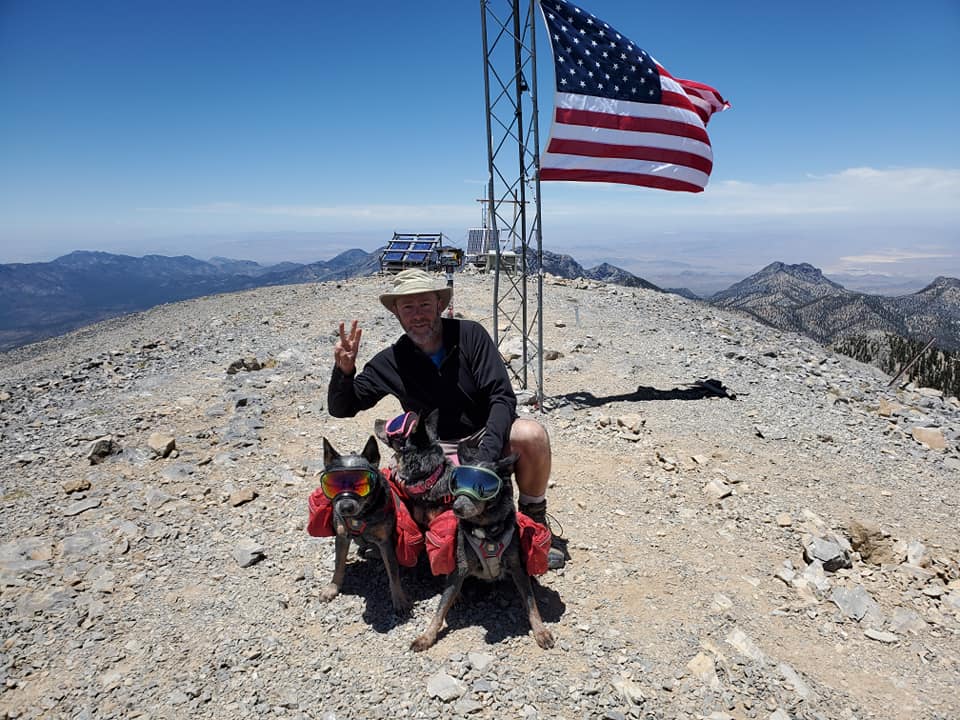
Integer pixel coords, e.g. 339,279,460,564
334,320,362,375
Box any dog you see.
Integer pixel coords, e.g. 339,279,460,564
314,436,412,614
374,409,454,529
409,440,555,651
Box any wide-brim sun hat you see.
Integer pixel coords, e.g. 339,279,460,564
379,269,453,312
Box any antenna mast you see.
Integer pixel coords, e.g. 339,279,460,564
479,0,545,405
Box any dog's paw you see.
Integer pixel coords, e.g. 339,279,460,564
533,628,555,649
392,592,413,616
410,633,436,652
319,583,340,602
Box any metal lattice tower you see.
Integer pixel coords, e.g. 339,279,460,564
479,0,545,405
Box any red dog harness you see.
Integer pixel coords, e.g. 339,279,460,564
307,469,549,575
395,463,447,498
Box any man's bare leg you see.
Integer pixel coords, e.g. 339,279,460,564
509,417,551,499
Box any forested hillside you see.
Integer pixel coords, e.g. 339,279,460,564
834,333,960,397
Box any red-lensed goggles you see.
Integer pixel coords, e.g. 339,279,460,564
319,468,376,499
451,465,503,502
385,411,417,442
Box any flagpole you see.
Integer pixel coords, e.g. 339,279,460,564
512,0,529,390
479,0,501,347
479,0,545,403
528,0,545,407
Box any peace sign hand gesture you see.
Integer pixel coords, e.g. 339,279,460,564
334,320,362,375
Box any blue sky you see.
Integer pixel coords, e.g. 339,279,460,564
2,1,958,290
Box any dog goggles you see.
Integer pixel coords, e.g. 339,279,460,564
385,411,417,442
319,468,375,499
450,465,502,501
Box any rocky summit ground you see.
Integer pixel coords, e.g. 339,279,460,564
1,272,958,720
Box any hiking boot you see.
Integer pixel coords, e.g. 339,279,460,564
546,545,566,570
519,499,569,570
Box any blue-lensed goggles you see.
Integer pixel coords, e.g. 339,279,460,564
451,465,503,501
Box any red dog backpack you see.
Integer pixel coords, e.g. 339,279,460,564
306,480,424,567
424,510,552,577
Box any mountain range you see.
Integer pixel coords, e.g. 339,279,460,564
2,251,959,389
710,261,960,352
0,249,660,351
0,250,375,351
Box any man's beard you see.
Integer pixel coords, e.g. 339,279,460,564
402,315,442,349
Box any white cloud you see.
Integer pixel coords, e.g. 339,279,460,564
540,166,960,221
139,167,959,232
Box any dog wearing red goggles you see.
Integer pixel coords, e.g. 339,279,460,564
316,436,412,615
410,437,555,652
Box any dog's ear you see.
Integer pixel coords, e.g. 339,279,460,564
424,408,440,442
408,411,428,446
455,436,481,465
494,453,519,478
322,437,339,466
361,435,381,468
373,419,388,444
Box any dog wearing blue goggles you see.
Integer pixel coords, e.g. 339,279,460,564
450,465,503,502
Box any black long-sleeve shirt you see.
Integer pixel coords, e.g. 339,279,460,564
327,318,517,462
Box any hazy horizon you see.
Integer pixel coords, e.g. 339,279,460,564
3,235,953,298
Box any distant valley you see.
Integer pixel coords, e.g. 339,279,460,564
2,250,959,397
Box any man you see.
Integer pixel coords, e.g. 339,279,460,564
328,268,565,569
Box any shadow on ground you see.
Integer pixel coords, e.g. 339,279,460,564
332,552,567,642
559,378,738,408
426,576,566,647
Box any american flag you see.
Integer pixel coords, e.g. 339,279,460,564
538,0,729,193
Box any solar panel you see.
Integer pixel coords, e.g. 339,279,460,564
466,228,495,255
380,233,452,273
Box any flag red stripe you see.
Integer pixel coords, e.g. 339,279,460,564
671,94,710,124
675,79,730,125
660,89,710,123
677,78,731,110
546,138,713,175
539,167,705,193
659,89,698,112
555,107,710,145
